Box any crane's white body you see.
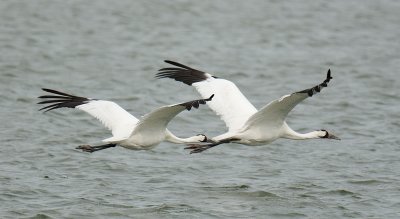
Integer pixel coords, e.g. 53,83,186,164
78,100,205,149
192,77,323,145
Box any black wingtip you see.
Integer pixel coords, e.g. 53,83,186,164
180,95,214,111
156,61,209,86
327,69,332,80
40,88,77,98
164,60,185,66
163,60,194,70
37,88,89,112
296,69,333,97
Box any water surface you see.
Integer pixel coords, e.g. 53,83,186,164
1,0,400,218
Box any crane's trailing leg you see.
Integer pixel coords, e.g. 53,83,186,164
185,138,238,154
76,143,117,153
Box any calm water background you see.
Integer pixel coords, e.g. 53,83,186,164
1,0,399,218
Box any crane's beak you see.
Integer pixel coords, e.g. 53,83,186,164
328,133,341,140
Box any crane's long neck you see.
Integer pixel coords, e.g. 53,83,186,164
164,129,203,144
281,123,322,140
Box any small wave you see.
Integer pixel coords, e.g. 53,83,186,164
270,212,307,218
26,213,54,219
239,190,281,198
200,184,250,192
200,184,282,200
101,202,135,209
136,203,201,214
324,189,360,197
348,179,385,185
287,183,326,191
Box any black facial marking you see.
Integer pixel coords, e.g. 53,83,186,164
201,135,208,142
321,130,329,138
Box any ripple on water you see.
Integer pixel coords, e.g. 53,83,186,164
200,184,250,192
134,203,202,215
236,190,282,199
322,189,362,200
348,179,387,185
269,212,308,218
25,213,54,219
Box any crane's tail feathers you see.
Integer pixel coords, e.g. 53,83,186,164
179,94,214,111
37,88,90,112
296,69,332,97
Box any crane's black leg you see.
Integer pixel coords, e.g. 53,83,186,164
185,138,237,154
76,143,117,153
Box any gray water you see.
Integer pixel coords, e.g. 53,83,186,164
1,0,400,218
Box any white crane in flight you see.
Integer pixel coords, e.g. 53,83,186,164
156,60,339,153
38,88,213,152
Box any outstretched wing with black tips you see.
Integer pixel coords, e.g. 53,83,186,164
296,69,332,97
156,60,210,85
38,88,139,139
38,88,91,112
180,94,214,110
131,95,214,136
156,60,257,132
244,69,333,129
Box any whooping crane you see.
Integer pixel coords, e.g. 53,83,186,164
156,60,340,153
38,88,213,152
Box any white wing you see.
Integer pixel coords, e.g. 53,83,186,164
38,88,139,139
131,95,213,137
243,70,332,130
157,60,257,132
193,79,257,132
77,100,138,138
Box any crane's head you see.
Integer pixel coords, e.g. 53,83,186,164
319,129,340,140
